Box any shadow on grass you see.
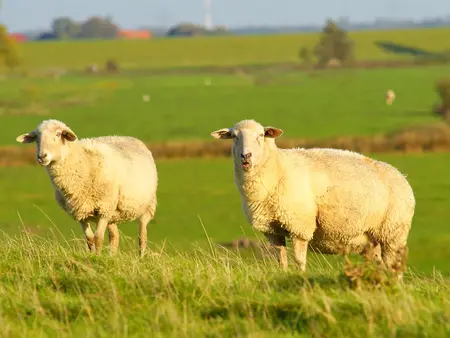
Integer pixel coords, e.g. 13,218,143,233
200,293,365,335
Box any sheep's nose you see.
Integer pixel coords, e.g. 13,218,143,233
241,152,252,161
38,153,47,161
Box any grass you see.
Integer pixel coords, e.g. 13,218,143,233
1,152,450,276
0,233,449,337
1,43,450,334
16,27,450,70
0,65,446,147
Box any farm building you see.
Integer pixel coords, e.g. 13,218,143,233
8,33,28,43
117,30,151,40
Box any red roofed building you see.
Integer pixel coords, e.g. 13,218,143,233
117,30,151,40
8,33,28,42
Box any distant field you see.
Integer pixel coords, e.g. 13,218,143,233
18,27,450,70
0,65,445,147
2,153,450,275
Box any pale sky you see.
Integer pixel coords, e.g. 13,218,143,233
1,0,449,32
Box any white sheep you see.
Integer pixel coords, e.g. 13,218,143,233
385,89,396,105
16,119,158,256
211,119,415,276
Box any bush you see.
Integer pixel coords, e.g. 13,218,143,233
0,25,21,71
298,47,313,67
105,59,119,73
435,78,450,122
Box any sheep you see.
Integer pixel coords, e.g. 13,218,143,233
16,119,158,257
385,89,396,105
211,119,415,277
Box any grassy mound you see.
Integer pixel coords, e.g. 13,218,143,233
0,233,448,337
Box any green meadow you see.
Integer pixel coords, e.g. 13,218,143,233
17,27,450,70
0,65,446,147
1,27,450,336
2,153,450,275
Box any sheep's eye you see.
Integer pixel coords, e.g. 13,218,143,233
56,132,61,137
259,133,264,138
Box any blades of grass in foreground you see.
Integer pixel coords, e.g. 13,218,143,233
0,229,449,337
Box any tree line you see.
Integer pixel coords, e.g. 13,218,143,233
46,17,119,40
40,17,229,40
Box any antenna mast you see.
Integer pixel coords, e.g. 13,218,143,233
204,0,212,30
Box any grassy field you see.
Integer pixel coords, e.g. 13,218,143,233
0,65,446,147
16,27,450,70
2,42,450,335
2,152,450,276
0,237,449,337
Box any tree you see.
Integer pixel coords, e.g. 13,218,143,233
0,25,21,71
51,17,81,39
166,23,230,37
167,23,206,37
435,78,450,122
313,19,355,67
78,17,119,39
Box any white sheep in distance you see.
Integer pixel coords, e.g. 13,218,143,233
16,119,158,256
211,119,415,276
385,89,396,105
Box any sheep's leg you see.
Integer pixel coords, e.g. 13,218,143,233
361,242,383,263
265,233,288,271
292,236,308,272
94,218,109,254
138,213,151,257
107,223,119,255
80,221,95,252
381,242,408,281
360,233,383,263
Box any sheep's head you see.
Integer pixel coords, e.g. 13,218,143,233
16,119,77,166
211,119,283,171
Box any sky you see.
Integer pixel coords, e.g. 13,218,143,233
1,0,449,32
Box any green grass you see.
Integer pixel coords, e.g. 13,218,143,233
0,235,448,337
17,27,450,70
1,65,446,146
2,152,450,276
1,45,450,334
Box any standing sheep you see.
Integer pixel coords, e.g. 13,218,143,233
16,119,158,256
385,89,396,105
211,119,415,276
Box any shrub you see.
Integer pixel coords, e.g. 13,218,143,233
298,47,313,67
435,77,450,122
105,59,119,73
0,25,22,71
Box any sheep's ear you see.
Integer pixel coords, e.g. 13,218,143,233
16,131,37,143
210,128,234,140
264,127,283,138
62,128,77,142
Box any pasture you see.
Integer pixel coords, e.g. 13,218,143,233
1,31,450,335
17,27,450,70
2,153,450,275
0,64,446,147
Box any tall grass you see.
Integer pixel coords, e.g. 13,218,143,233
0,231,448,337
